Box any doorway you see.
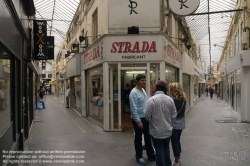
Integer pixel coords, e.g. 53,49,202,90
109,64,150,131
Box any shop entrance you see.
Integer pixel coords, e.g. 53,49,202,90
109,64,150,131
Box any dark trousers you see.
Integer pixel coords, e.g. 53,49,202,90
66,97,69,107
152,137,171,166
132,118,155,159
171,129,183,158
210,92,213,98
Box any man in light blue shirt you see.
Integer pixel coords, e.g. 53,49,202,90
129,74,155,165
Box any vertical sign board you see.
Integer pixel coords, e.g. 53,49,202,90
33,20,48,60
47,36,54,60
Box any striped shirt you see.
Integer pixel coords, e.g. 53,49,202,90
144,91,177,139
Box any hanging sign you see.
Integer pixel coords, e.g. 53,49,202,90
47,36,54,60
33,20,48,60
169,0,200,16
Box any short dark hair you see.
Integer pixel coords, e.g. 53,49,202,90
135,74,146,82
155,80,167,93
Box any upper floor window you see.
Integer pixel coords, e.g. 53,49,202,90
92,8,98,42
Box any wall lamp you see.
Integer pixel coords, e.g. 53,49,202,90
170,37,191,50
213,44,224,48
128,26,139,34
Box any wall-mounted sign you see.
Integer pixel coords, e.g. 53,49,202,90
0,45,10,59
47,36,54,60
164,39,181,68
33,20,48,60
106,36,162,62
81,40,104,70
169,0,200,16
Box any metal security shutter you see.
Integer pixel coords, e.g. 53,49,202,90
183,74,190,110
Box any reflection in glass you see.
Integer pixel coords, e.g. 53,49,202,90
0,58,10,135
87,67,103,127
165,65,177,95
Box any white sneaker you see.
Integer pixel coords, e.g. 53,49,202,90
172,161,181,166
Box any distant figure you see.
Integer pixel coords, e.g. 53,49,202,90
124,83,131,106
209,86,214,98
65,85,70,108
217,91,220,98
38,89,45,109
205,87,208,97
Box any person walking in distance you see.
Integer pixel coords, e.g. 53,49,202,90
144,80,177,166
129,74,156,165
169,83,186,166
65,85,70,108
209,86,214,98
205,86,208,97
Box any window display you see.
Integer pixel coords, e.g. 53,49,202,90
165,65,177,95
74,76,81,114
87,67,103,126
0,59,10,135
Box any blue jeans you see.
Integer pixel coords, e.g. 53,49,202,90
132,118,155,159
171,129,182,157
152,137,171,166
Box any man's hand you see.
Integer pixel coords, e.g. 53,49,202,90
137,122,143,129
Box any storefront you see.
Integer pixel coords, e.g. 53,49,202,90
66,53,81,114
59,66,67,102
220,50,250,122
0,0,36,163
81,34,181,131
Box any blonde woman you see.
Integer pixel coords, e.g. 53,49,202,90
169,83,186,166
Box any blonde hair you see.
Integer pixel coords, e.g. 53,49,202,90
169,83,186,101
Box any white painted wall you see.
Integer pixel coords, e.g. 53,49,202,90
108,0,160,33
241,66,250,121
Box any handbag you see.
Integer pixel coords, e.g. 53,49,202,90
177,102,184,115
37,101,43,109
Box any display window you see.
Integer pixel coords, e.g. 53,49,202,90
87,67,104,127
74,76,81,114
165,65,178,95
59,80,65,101
150,63,160,96
194,77,198,99
0,59,10,135
236,68,241,115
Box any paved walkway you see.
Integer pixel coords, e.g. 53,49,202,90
20,94,249,166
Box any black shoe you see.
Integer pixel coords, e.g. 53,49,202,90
148,156,156,161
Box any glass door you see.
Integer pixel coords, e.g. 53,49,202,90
119,66,149,131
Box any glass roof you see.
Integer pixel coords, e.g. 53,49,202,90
33,0,238,65
185,0,239,64
34,0,81,57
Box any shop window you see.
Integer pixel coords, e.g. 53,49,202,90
150,63,160,96
165,65,177,95
48,74,52,78
0,59,11,135
87,67,103,127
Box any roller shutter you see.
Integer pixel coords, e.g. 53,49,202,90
183,74,190,110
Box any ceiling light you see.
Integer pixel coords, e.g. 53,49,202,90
126,71,153,74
